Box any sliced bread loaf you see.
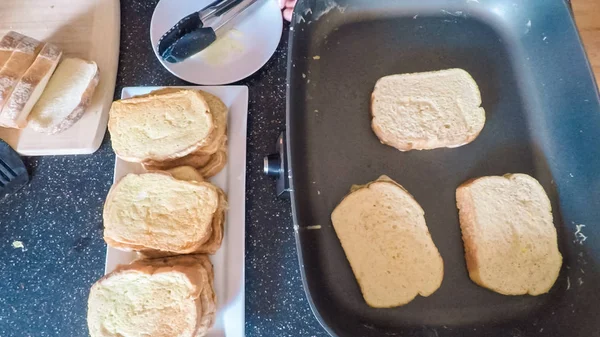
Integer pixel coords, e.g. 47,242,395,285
87,254,216,337
27,57,99,134
0,42,62,128
371,68,485,151
0,31,26,69
0,35,43,115
103,172,220,255
331,176,444,308
456,173,562,295
108,89,214,162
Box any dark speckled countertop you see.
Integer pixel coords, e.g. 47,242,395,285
0,1,326,336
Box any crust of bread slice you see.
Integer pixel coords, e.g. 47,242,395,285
198,147,227,178
143,137,228,177
109,89,215,163
0,35,43,114
194,255,217,336
0,31,26,69
371,68,485,151
331,175,444,308
456,173,562,295
142,148,213,171
193,90,227,155
167,165,205,182
87,254,216,337
103,172,220,254
0,42,62,128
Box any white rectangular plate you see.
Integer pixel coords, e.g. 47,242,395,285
105,86,247,337
0,0,120,155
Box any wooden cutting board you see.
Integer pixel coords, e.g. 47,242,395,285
572,0,600,83
0,0,120,155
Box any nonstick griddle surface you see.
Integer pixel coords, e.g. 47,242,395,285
286,0,600,336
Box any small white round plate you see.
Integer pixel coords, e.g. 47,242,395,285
150,0,283,85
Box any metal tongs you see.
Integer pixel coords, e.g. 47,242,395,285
158,0,260,63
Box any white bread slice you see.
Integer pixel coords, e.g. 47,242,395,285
371,68,485,151
103,172,220,255
142,186,227,257
0,42,62,128
108,89,214,162
87,255,216,337
27,57,99,134
0,31,26,69
331,176,444,308
0,35,43,116
135,88,228,157
456,173,562,295
140,167,228,257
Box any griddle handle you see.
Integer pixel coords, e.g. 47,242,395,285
263,132,290,198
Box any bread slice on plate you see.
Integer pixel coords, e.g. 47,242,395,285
371,68,485,151
87,254,216,337
108,89,214,162
27,57,99,134
103,172,222,255
331,175,444,308
140,89,228,174
456,173,562,295
139,167,228,257
0,42,62,128
0,35,43,115
0,31,26,69
142,186,227,257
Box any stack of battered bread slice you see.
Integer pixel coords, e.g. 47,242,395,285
88,167,227,337
103,168,227,256
89,88,231,336
108,88,228,177
88,255,216,337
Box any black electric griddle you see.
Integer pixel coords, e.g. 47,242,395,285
271,0,600,335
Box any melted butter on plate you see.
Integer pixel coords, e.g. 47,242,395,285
196,29,245,65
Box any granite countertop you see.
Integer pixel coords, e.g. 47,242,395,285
0,1,325,336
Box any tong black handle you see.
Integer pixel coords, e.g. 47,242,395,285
158,12,205,59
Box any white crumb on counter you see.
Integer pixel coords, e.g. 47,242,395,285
306,225,322,230
313,55,321,60
12,241,24,250
574,224,587,244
